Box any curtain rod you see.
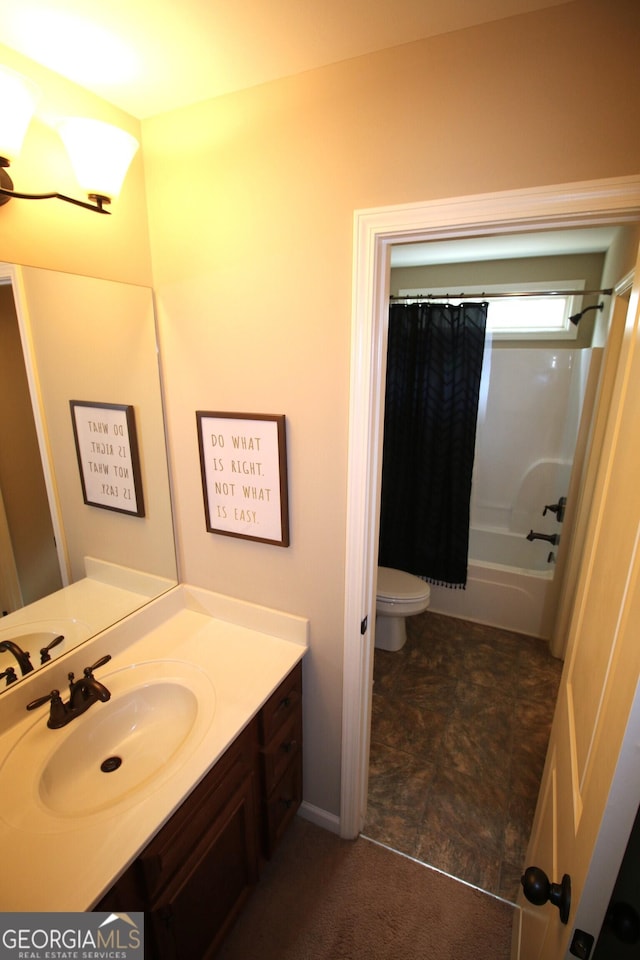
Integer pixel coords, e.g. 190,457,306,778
389,288,613,302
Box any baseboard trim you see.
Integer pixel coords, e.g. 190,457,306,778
298,801,341,835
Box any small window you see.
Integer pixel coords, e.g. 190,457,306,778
398,281,585,340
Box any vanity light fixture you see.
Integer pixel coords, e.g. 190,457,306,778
0,65,139,215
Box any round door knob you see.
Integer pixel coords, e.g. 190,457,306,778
606,901,640,944
521,866,571,925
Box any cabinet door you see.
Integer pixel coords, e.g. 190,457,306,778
148,772,259,960
139,722,258,905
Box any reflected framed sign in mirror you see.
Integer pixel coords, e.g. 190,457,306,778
70,401,145,517
0,262,178,691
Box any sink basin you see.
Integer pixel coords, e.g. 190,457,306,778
0,659,216,831
0,619,93,672
40,682,199,817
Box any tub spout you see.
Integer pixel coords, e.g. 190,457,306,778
527,530,560,546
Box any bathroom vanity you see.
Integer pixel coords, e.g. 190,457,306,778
0,584,308,955
95,662,303,957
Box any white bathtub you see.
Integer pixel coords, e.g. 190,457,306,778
427,526,554,639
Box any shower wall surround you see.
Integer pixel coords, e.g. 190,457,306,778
472,346,591,561
427,346,592,638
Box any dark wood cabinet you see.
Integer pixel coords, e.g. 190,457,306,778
258,662,303,858
144,720,259,959
95,662,303,958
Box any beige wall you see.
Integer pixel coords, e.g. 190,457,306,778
142,0,640,816
1,0,639,821
19,269,176,584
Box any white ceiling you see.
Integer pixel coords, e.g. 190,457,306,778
390,227,620,267
1,0,569,119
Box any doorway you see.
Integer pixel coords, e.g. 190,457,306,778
361,229,611,899
0,279,62,610
340,175,640,887
385,230,611,639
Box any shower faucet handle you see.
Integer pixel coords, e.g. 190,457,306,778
543,497,567,523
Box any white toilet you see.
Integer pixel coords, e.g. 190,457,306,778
375,566,431,652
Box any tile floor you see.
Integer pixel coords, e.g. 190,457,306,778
363,610,563,902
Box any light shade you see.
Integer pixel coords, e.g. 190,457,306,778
57,118,139,199
0,66,40,163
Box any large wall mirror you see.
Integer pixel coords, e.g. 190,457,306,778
0,263,177,691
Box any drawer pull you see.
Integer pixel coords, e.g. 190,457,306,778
280,696,292,709
280,739,297,754
280,797,294,809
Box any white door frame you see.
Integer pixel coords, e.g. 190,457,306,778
340,174,640,839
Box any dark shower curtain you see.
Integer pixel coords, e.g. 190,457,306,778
378,300,488,588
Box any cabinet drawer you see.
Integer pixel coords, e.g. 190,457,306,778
261,709,302,792
263,754,302,858
139,720,258,902
259,661,302,745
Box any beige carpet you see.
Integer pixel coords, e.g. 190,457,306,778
217,817,515,960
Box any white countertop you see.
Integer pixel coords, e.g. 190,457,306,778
0,585,308,911
0,557,177,676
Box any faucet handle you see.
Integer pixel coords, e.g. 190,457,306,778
26,689,62,711
26,689,69,728
39,634,64,665
543,496,567,522
0,666,17,686
83,654,112,677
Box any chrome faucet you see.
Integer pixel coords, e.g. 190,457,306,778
0,640,34,676
26,655,112,729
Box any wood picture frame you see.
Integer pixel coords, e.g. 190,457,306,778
196,411,289,547
70,400,145,517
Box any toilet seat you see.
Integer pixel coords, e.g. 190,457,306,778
377,566,430,604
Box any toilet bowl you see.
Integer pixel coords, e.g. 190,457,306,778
375,566,431,652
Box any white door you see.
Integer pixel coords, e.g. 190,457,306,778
513,276,640,958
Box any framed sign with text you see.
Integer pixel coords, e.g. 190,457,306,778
196,411,289,547
70,401,145,517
